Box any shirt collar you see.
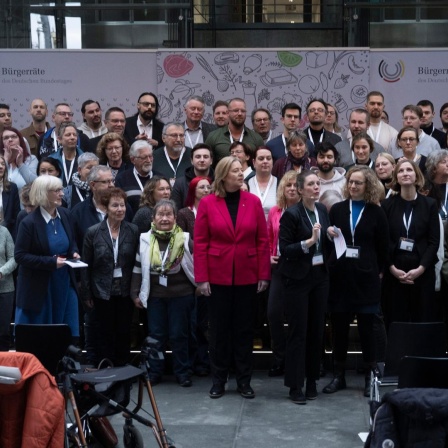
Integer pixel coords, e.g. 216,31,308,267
40,206,61,223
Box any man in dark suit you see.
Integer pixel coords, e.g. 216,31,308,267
418,99,447,149
183,95,217,147
303,98,342,157
89,107,127,151
124,92,164,148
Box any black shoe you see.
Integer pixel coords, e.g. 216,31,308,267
322,375,346,394
305,381,318,400
177,376,192,387
209,384,225,399
149,376,162,386
289,388,306,405
268,364,284,377
237,384,255,399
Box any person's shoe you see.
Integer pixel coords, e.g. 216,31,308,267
237,384,255,399
194,368,210,377
364,373,371,398
149,375,162,386
305,381,318,400
209,384,225,399
268,364,284,377
289,388,306,405
322,375,346,394
177,376,192,387
253,338,263,350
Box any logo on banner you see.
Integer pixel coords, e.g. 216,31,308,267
378,60,405,83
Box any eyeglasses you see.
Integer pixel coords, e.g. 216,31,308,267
326,111,336,116
348,180,365,186
197,185,212,190
399,137,417,143
254,118,270,123
134,154,153,160
2,134,19,141
308,108,325,114
138,102,156,108
94,179,114,185
106,146,122,152
164,133,185,139
49,188,64,193
55,111,74,117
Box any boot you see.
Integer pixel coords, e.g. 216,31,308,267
364,363,378,398
322,362,346,394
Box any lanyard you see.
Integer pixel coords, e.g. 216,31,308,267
106,219,120,267
229,127,244,144
403,210,413,239
62,153,75,185
304,204,321,250
442,184,448,218
163,147,185,179
190,206,197,218
133,167,147,191
351,151,373,168
160,244,170,272
265,130,273,143
75,186,85,202
185,128,202,148
253,175,274,206
307,129,323,146
282,134,288,156
368,120,382,143
349,200,365,245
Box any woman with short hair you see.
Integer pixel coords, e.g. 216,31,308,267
96,132,131,180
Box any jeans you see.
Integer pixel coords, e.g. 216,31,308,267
147,294,195,379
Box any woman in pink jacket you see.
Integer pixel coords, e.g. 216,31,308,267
194,156,271,400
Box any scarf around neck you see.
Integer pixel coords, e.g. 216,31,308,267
149,223,185,274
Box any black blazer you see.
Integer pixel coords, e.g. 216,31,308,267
278,202,331,280
381,193,440,270
15,207,78,312
196,121,217,142
304,127,342,158
2,182,20,240
124,116,164,147
81,220,139,302
328,200,389,308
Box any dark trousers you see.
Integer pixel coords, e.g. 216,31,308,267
331,312,376,366
147,294,195,379
84,308,100,365
94,295,134,366
189,295,210,372
267,267,286,367
283,266,328,390
208,283,257,386
0,291,14,351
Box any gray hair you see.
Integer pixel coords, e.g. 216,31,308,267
162,122,184,135
425,149,448,180
153,199,177,217
29,175,62,207
319,189,343,212
57,121,77,138
184,95,205,108
78,152,99,168
87,165,112,183
129,140,153,158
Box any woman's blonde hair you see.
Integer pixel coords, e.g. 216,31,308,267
29,175,63,207
276,170,298,209
343,165,381,204
213,156,241,198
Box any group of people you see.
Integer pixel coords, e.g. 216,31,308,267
0,89,447,404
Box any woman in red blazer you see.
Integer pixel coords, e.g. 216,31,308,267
194,156,271,400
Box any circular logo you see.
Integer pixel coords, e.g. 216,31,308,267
378,60,405,83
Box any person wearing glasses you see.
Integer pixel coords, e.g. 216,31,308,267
124,92,164,148
303,98,341,158
229,141,253,181
115,140,160,215
96,132,132,180
323,166,389,398
205,98,264,165
14,175,81,341
38,103,91,159
393,127,426,175
183,96,217,146
252,108,276,144
323,103,346,140
153,123,192,186
89,107,128,150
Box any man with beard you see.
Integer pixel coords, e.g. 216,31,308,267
213,100,229,127
266,103,305,162
124,92,164,148
303,99,341,157
115,140,161,214
363,91,398,150
439,102,448,133
336,109,384,167
251,108,276,145
417,100,447,148
153,122,192,186
311,142,345,197
183,96,217,147
206,98,264,164
77,100,108,139
20,98,51,156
